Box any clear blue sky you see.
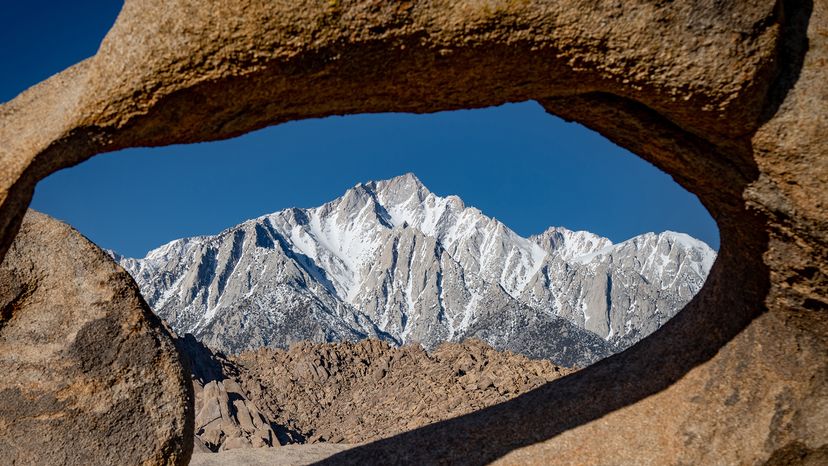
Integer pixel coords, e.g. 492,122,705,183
4,1,719,258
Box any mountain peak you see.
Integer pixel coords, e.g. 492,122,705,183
370,172,429,201
115,171,716,368
390,172,423,186
342,174,431,213
531,226,613,260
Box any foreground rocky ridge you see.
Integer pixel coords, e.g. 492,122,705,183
116,174,714,367
182,336,571,450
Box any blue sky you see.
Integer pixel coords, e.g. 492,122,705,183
4,2,718,258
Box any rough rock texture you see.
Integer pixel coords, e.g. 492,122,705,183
0,211,194,465
0,0,825,464
178,335,278,452
229,339,570,444
525,228,714,349
179,336,568,451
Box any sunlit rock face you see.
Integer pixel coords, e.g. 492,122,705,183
0,211,193,466
524,228,715,349
114,174,714,367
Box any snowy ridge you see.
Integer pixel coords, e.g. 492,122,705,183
115,173,716,367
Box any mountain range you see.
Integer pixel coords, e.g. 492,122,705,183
113,173,715,367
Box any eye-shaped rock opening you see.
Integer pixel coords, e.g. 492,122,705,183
1,0,824,464
32,104,719,450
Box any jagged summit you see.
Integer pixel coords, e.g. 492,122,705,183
530,226,613,261
369,171,428,197
116,173,715,367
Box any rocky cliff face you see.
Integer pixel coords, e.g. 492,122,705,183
115,174,715,367
523,228,714,349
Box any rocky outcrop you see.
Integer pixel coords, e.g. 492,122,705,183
185,338,570,446
166,335,572,451
177,334,279,452
0,211,194,465
0,0,824,464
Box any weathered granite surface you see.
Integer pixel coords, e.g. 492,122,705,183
178,334,279,452
0,0,824,464
0,211,194,465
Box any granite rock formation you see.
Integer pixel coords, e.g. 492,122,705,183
0,211,194,466
178,334,279,453
0,0,824,464
177,336,570,448
230,338,571,445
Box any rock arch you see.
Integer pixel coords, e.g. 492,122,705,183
0,0,824,464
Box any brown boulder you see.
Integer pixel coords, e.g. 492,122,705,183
0,211,194,465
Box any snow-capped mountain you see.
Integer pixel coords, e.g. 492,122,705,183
114,173,715,367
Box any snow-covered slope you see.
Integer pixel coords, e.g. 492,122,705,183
115,173,716,367
522,228,715,348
